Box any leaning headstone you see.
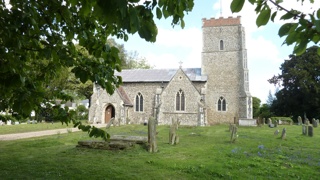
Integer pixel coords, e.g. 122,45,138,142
308,126,313,137
148,117,158,152
274,129,279,136
281,128,286,140
106,118,115,129
230,124,238,143
297,116,302,125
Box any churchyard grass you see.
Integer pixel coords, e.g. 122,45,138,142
0,124,319,179
0,121,88,135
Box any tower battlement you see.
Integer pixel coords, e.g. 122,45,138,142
202,16,241,27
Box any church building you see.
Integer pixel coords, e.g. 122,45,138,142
89,16,252,126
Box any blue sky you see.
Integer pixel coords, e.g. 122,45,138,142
117,0,319,103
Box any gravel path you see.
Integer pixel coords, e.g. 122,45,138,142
0,124,107,141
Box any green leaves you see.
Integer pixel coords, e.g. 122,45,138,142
256,8,271,27
230,0,245,13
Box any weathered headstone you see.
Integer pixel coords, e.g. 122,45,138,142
106,118,115,129
274,129,279,136
267,118,272,125
302,125,307,135
6,120,11,125
281,128,286,140
274,120,278,127
305,118,309,125
312,118,318,127
169,119,179,145
308,126,313,137
297,116,302,125
148,117,158,152
230,124,238,143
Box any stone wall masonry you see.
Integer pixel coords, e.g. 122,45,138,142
160,69,202,126
122,82,166,124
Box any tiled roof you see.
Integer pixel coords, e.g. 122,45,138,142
117,86,133,106
116,68,207,82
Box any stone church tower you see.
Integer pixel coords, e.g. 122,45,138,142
201,16,252,124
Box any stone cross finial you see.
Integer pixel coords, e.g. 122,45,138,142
178,61,183,68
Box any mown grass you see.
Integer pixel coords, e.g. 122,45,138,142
0,124,319,179
0,121,87,135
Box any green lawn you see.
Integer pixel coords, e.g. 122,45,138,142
0,124,319,179
0,121,86,135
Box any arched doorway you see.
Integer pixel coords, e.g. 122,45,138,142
105,105,115,124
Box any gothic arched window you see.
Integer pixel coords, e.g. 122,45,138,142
219,40,224,50
135,93,143,112
218,96,226,111
176,89,185,111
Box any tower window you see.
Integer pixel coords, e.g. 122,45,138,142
219,40,224,50
176,89,185,111
218,96,226,111
135,92,143,112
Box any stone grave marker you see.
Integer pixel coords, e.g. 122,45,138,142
230,124,238,143
281,128,286,140
106,118,115,129
297,116,302,125
302,125,307,135
308,126,313,137
312,118,318,127
169,119,179,145
274,129,279,136
148,117,157,152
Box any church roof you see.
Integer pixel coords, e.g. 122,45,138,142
117,86,133,106
116,68,207,82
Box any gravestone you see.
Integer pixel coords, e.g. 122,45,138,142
148,117,158,152
274,129,279,136
106,118,115,129
281,128,286,140
169,119,179,145
267,118,272,125
229,123,233,132
297,116,302,125
27,120,31,124
230,124,238,143
312,118,318,127
308,126,313,137
7,120,11,125
0,120,3,126
302,125,307,135
305,118,309,125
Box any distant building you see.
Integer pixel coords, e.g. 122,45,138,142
89,16,252,125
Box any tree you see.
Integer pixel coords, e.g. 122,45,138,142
231,0,320,55
252,96,261,118
259,103,273,119
269,46,320,119
0,0,194,140
266,90,275,107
